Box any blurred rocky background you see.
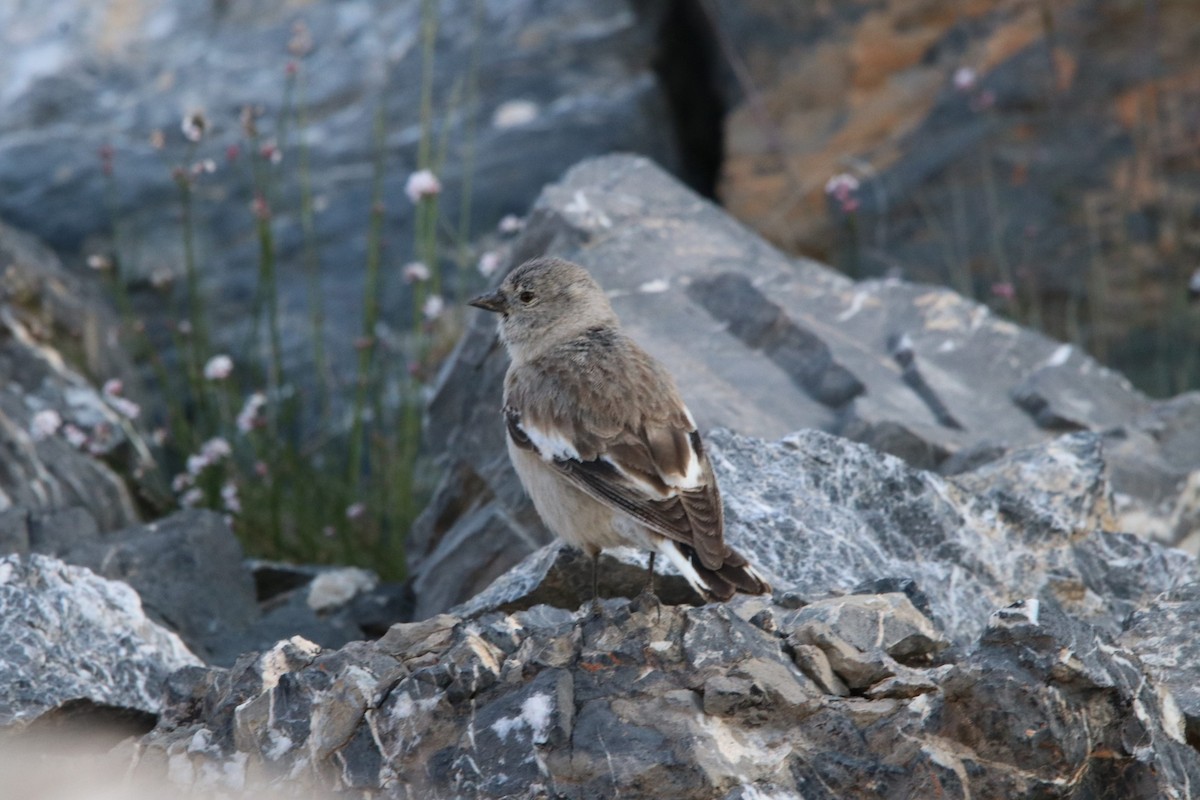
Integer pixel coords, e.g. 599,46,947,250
2,1,1200,798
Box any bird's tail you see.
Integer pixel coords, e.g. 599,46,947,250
657,539,771,602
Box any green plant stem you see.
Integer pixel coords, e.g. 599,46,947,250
294,65,330,423
347,105,389,492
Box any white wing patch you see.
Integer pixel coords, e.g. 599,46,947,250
667,439,704,489
600,455,673,499
656,539,709,598
517,420,580,462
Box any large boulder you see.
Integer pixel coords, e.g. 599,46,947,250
0,220,144,533
710,0,1200,381
0,0,688,388
127,416,1200,797
410,153,1200,618
0,553,200,732
130,598,1200,797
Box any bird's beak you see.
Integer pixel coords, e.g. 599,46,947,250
468,288,507,313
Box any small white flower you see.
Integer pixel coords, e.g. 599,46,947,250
954,67,978,92
236,392,267,433
477,251,502,278
107,395,141,420
204,354,233,381
201,437,232,462
172,473,194,492
422,294,445,321
102,378,123,397
491,99,539,129
63,424,88,449
498,214,524,234
405,169,442,203
403,261,431,283
181,109,207,142
345,502,366,520
221,482,241,514
180,487,204,508
187,453,210,476
824,173,860,195
87,254,113,271
30,409,63,441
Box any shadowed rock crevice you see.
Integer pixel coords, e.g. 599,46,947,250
647,0,726,198
688,272,865,407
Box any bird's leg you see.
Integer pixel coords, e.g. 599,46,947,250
633,551,663,621
641,552,657,598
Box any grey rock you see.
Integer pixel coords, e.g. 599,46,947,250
62,509,259,665
780,593,949,663
1120,582,1200,748
464,426,1195,648
0,219,153,535
130,590,1200,798
0,553,200,731
713,427,1194,644
25,505,102,556
410,154,1200,617
0,0,684,408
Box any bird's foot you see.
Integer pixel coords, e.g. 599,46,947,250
630,585,664,623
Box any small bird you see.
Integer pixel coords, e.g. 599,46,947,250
469,256,771,604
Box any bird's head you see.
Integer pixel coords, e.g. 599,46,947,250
469,257,618,362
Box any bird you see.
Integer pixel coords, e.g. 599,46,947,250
468,256,771,606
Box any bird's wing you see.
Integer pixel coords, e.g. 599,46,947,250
505,357,727,571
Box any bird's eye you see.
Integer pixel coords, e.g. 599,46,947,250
518,290,535,304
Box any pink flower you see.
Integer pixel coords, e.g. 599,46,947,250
405,169,442,203
107,395,141,420
971,89,996,112
30,409,63,441
252,195,271,221
204,354,234,381
102,378,124,397
825,173,862,214
63,424,88,449
260,140,282,165
180,487,204,508
991,282,1016,301
403,262,431,283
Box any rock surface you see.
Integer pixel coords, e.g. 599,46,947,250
0,553,200,731
132,594,1200,798
1,220,145,532
123,421,1200,798
449,427,1195,648
410,153,1200,617
711,0,1200,376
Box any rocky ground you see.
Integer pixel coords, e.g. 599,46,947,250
3,2,1200,797
2,153,1199,798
